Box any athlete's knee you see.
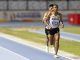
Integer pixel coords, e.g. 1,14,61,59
55,39,59,43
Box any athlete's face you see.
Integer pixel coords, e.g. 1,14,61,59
52,5,58,12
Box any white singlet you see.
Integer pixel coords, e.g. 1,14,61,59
49,14,60,28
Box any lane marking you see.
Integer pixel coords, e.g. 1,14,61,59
0,46,30,60
0,33,80,60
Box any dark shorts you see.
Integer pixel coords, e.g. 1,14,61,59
50,28,59,35
45,28,50,35
45,28,59,35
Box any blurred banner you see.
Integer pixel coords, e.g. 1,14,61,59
68,13,80,25
11,11,41,22
0,11,41,22
0,12,8,22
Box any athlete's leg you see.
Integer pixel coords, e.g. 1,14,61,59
46,35,50,52
45,28,50,52
54,32,60,55
45,29,49,46
49,35,54,45
46,35,49,46
49,29,55,46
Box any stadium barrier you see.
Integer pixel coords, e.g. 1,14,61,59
0,11,42,22
0,11,80,23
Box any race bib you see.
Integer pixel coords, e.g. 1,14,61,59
49,20,60,28
49,15,60,28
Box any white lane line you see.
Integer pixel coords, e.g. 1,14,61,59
0,32,80,60
0,46,30,60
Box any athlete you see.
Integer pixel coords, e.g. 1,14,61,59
43,4,53,52
43,4,64,58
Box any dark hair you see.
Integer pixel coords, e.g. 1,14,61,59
53,4,58,9
49,4,58,9
49,4,53,7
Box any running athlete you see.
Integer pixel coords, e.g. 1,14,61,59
43,4,53,52
49,4,64,57
43,4,64,58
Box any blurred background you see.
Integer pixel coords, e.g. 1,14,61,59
0,0,80,57
0,0,80,25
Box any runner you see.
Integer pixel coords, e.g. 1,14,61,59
43,4,53,52
43,4,64,58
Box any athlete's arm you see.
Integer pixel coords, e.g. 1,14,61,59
43,12,50,26
59,13,64,28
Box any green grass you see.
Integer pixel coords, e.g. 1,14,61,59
63,26,80,34
60,39,80,56
0,27,80,56
0,27,45,44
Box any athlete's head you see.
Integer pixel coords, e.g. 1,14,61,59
51,4,58,12
48,4,53,11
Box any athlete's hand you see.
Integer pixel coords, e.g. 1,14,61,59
60,24,64,28
47,25,52,29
